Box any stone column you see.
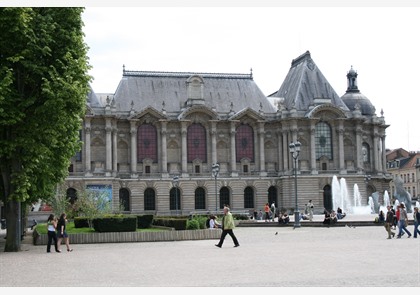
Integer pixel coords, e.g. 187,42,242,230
381,135,387,173
258,121,266,175
84,117,92,176
112,122,118,177
373,129,379,172
310,121,317,174
160,120,168,174
230,121,237,176
211,121,217,166
277,130,283,175
130,120,138,178
181,121,188,175
105,118,112,177
356,124,363,172
282,128,289,171
338,121,345,173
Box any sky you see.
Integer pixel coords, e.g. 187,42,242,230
6,1,420,152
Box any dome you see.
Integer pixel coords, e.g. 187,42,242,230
341,91,376,116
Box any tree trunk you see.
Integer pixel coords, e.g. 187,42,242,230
4,200,21,252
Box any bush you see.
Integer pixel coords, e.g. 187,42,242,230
153,217,188,230
186,219,200,230
92,215,137,232
137,215,154,228
74,217,90,228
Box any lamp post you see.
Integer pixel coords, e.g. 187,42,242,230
212,163,220,213
172,176,179,215
289,141,301,228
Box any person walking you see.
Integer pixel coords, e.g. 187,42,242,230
57,213,73,252
46,214,60,253
306,200,314,221
396,203,411,238
215,206,240,248
264,203,270,222
270,202,276,222
384,205,395,239
413,207,420,238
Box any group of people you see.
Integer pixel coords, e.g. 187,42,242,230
384,203,420,239
46,212,73,253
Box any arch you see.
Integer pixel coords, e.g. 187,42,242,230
187,123,207,163
236,124,254,162
138,123,157,162
144,188,156,211
323,184,332,211
170,187,181,211
66,188,77,205
268,186,278,206
195,187,206,210
315,122,332,160
220,186,230,209
119,188,130,211
244,186,254,209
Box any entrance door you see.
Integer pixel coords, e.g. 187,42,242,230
323,185,332,211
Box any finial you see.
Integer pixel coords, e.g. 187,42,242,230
381,108,384,117
123,64,126,73
250,68,253,79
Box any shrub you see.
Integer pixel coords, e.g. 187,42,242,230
137,215,154,228
92,215,137,232
186,219,200,230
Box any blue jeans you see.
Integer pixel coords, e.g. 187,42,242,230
398,220,412,237
414,221,420,238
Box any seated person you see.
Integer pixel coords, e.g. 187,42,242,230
330,210,338,224
300,212,310,220
337,207,346,219
323,209,331,224
279,212,290,224
209,215,221,229
378,210,385,223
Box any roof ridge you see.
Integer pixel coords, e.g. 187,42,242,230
123,70,252,79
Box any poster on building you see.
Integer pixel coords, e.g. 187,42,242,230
86,184,113,206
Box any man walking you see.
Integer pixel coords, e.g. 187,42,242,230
385,205,395,239
215,206,240,248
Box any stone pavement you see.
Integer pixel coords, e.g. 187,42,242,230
0,214,419,288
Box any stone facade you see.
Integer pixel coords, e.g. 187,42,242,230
65,51,392,215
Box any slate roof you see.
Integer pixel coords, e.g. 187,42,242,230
112,70,277,115
270,51,349,112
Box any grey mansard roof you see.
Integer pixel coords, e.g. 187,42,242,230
112,70,277,114
270,51,349,112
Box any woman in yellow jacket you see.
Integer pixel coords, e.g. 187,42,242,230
215,206,240,248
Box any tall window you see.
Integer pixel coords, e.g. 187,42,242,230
138,124,157,162
194,187,206,210
187,123,206,162
244,186,254,208
220,187,230,209
144,188,156,211
170,187,181,210
119,188,130,211
236,124,254,162
362,143,370,163
66,188,77,205
315,122,332,159
268,186,277,205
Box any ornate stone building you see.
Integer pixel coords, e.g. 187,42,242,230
65,51,391,215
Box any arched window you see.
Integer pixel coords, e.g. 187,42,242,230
194,187,206,210
315,122,332,159
244,186,254,208
220,187,230,209
144,188,156,211
236,124,254,162
362,143,370,163
170,187,181,211
268,186,277,205
187,123,207,162
119,188,130,211
66,188,77,205
138,124,157,162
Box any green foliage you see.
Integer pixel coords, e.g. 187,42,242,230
186,219,200,230
92,216,137,232
136,215,154,229
153,217,188,230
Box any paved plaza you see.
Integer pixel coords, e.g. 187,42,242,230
0,215,419,288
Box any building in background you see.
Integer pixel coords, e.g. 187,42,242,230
64,51,392,215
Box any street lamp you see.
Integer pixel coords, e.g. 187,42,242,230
172,176,179,215
289,141,301,228
212,163,220,213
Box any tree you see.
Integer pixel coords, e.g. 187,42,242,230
0,8,91,251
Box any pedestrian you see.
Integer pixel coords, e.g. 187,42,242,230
57,213,73,252
46,214,60,253
264,203,270,222
209,215,221,229
215,206,240,248
270,202,276,222
306,200,314,221
396,203,411,238
413,207,420,238
391,206,397,229
384,205,395,239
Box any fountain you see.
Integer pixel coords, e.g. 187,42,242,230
332,175,372,215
